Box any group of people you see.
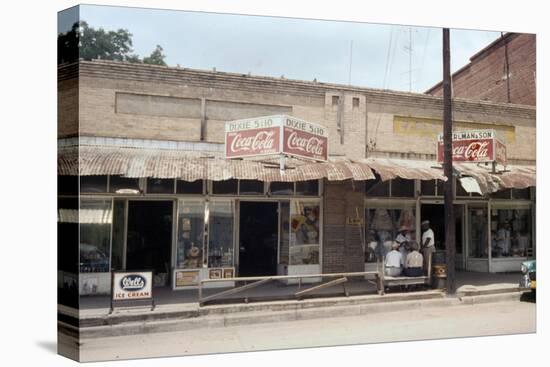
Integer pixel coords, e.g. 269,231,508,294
384,220,435,277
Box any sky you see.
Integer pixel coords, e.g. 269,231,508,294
59,4,504,93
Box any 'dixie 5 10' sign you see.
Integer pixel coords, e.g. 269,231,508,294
225,115,328,161
437,129,506,164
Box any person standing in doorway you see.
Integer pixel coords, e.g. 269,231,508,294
421,220,435,272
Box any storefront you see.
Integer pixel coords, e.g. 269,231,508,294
362,157,536,274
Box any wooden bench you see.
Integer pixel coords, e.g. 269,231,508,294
377,252,432,295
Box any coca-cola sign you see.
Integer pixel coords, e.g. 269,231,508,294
225,115,328,161
436,129,506,164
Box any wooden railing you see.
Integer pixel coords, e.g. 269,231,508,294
198,271,380,306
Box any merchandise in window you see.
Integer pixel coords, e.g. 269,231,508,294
79,199,112,273
468,207,488,258
289,201,320,265
365,207,416,263
208,201,234,267
491,208,532,257
176,201,205,268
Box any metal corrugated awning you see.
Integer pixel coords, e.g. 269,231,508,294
57,145,376,182
454,163,536,194
362,157,447,182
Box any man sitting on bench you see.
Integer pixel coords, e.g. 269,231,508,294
404,241,424,277
384,242,403,277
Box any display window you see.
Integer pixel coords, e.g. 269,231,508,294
364,203,416,263
468,206,488,258
176,200,205,269
289,200,320,265
490,207,533,258
79,198,113,273
208,201,235,268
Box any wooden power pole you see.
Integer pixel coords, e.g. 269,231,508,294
443,28,456,295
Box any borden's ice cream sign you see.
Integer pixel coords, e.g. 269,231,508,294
225,115,328,161
437,129,506,164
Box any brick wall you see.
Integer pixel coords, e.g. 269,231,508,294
323,180,365,273
428,33,536,106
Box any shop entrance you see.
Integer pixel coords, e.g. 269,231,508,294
126,201,173,286
420,203,464,254
238,201,278,277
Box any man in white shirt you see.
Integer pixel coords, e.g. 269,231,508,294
384,242,403,277
404,241,424,277
421,220,435,271
396,226,411,266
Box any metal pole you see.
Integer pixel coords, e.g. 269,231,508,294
443,28,456,295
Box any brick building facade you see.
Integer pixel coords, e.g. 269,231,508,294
426,33,536,106
58,60,536,301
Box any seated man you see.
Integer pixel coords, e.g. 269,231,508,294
384,242,403,277
404,241,424,277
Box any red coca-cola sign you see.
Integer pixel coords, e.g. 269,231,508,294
283,127,327,161
225,115,328,161
225,127,280,158
436,129,506,164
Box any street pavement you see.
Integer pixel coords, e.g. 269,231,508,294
75,298,536,362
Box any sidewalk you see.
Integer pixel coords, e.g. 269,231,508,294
58,270,526,339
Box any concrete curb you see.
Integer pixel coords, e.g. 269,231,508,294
76,290,527,339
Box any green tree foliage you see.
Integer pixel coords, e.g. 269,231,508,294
143,45,167,66
58,21,167,65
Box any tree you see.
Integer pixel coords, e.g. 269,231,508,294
143,45,167,66
58,21,168,65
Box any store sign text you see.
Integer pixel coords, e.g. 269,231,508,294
225,115,328,161
112,272,152,300
436,130,506,164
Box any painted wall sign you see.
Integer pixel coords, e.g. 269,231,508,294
225,115,328,161
436,129,506,164
112,271,153,300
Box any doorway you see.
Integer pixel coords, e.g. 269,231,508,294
239,201,278,276
420,203,464,254
126,201,173,286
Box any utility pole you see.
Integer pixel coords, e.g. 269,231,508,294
443,28,456,295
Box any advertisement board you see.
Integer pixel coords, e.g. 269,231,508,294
436,129,506,164
112,271,153,301
225,115,328,162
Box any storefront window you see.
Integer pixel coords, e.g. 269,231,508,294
490,189,512,199
80,175,108,193
212,179,238,195
146,178,175,194
79,199,112,273
109,176,140,194
208,201,234,267
365,175,389,197
289,201,320,265
176,180,203,194
270,182,294,195
468,206,488,258
391,178,415,197
512,188,530,200
296,180,319,196
176,200,205,268
365,206,416,263
58,175,78,195
279,202,290,265
239,180,264,195
491,208,532,257
420,180,436,196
